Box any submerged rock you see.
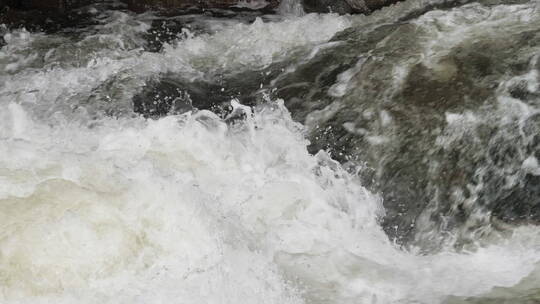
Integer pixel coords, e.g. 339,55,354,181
268,1,540,248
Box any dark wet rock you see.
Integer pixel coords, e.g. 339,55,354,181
302,0,355,14
0,3,107,33
131,75,253,118
0,28,5,47
125,0,280,14
0,0,111,11
133,77,195,117
2,0,64,11
132,65,285,118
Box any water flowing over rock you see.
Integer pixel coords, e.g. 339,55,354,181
1,0,404,15
269,0,540,247
1,0,540,303
125,0,540,249
125,0,280,12
303,0,402,14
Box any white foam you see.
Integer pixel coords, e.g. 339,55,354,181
0,12,351,121
161,14,352,73
328,58,366,98
1,99,539,304
522,156,540,176
1,6,539,304
413,3,540,70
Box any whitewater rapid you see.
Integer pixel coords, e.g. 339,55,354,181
1,1,540,303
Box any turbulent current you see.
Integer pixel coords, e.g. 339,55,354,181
1,0,540,303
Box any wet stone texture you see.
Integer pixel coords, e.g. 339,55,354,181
0,0,94,10
2,0,404,15
132,63,286,118
125,0,280,12
0,0,103,32
1,0,280,13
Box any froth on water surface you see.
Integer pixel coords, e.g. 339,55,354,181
1,0,540,303
2,99,539,303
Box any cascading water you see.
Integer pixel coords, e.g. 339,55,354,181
278,0,305,15
1,0,539,303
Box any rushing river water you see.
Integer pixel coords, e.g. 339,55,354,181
1,0,540,303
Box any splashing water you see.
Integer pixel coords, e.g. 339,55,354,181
278,0,305,16
1,1,539,303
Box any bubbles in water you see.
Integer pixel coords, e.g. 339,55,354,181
1,3,540,303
